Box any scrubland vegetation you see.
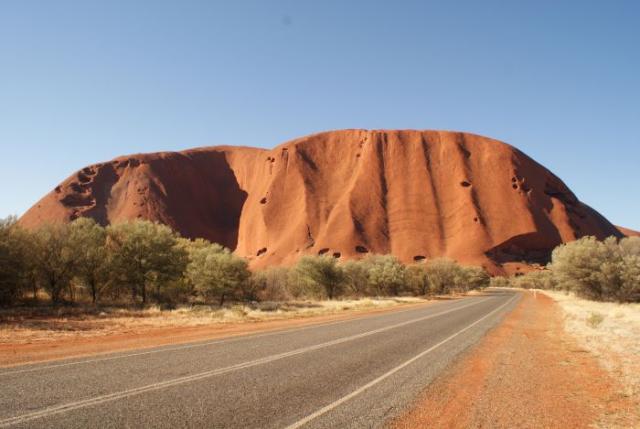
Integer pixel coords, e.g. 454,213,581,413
0,217,489,309
502,236,640,303
3,215,637,311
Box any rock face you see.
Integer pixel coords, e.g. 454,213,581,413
20,130,625,273
617,226,640,237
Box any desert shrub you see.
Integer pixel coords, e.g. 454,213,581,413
511,269,555,290
586,312,605,328
184,240,250,305
618,254,640,302
294,255,345,299
618,237,640,302
0,217,31,305
619,236,640,255
2,214,504,308
341,260,371,296
457,265,491,291
489,276,511,288
424,258,460,294
68,218,109,304
30,222,78,303
423,258,489,293
256,301,281,312
406,263,430,295
362,255,407,296
550,236,639,302
107,221,188,305
251,267,293,301
156,278,192,307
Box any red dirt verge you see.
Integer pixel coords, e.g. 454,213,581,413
392,291,638,428
0,301,434,368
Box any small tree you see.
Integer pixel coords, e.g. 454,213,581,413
407,263,430,296
619,237,640,302
550,236,618,300
0,217,30,305
550,236,640,302
250,267,293,302
295,255,345,299
31,223,77,304
341,260,370,297
457,265,490,291
68,218,108,304
185,241,250,305
425,258,459,294
107,221,187,305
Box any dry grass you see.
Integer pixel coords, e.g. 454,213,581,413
541,290,640,401
0,297,428,345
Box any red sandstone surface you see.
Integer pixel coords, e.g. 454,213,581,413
20,130,626,273
617,225,640,237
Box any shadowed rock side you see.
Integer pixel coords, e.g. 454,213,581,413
20,130,624,273
20,149,252,249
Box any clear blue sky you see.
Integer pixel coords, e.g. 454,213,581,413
1,1,638,229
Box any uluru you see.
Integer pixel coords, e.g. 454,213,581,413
19,129,628,274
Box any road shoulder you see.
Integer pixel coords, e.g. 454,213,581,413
391,291,638,428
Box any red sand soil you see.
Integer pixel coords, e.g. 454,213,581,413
392,292,639,428
0,300,433,368
20,129,625,274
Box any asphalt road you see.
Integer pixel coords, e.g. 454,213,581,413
0,289,519,429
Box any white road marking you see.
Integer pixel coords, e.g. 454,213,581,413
0,297,492,428
0,299,448,376
284,294,519,429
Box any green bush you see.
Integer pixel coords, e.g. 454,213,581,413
251,267,293,302
550,236,640,302
0,217,30,305
457,265,491,291
511,269,555,290
184,240,250,305
68,218,109,304
107,221,188,305
423,258,490,293
407,263,430,296
294,255,345,299
424,258,460,294
31,222,78,303
361,255,407,296
3,215,509,307
341,260,371,296
489,276,511,288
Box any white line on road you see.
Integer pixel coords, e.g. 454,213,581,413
284,293,519,429
0,299,449,377
0,297,494,427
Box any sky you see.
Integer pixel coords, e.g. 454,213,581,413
0,1,638,229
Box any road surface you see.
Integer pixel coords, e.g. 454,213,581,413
0,289,519,428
